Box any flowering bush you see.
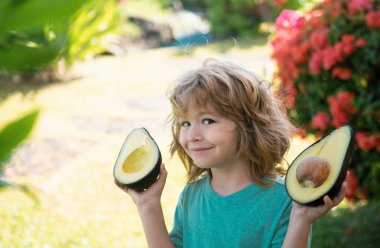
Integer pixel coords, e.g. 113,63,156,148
271,0,380,201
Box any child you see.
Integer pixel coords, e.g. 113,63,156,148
116,59,346,248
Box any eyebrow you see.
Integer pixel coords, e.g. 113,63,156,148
179,110,219,120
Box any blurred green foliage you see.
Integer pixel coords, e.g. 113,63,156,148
313,202,380,248
159,0,306,38
0,0,119,73
64,0,120,67
0,110,39,202
203,0,279,37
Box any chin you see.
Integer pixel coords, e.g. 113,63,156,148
194,162,213,169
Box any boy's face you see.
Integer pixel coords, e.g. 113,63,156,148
178,100,241,170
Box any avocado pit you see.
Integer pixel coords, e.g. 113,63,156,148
296,156,330,188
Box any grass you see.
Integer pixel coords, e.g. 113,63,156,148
312,201,380,248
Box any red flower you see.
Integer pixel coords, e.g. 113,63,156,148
275,9,303,30
309,50,323,74
328,91,356,128
294,126,307,138
347,0,372,13
332,67,352,80
323,0,344,17
310,28,329,49
366,11,380,28
293,42,310,64
342,34,356,44
322,46,339,69
346,169,359,202
311,112,330,130
355,131,373,151
356,37,366,47
332,42,344,62
337,91,356,113
341,34,356,56
368,135,380,150
307,9,327,28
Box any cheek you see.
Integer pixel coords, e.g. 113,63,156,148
178,130,186,148
228,133,239,150
223,128,239,152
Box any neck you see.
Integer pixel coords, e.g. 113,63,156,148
210,160,252,196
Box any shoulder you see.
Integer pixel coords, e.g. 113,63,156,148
273,175,286,187
182,175,208,193
268,175,287,190
261,176,291,203
179,175,208,202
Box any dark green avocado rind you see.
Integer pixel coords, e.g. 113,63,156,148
113,127,162,192
285,125,355,206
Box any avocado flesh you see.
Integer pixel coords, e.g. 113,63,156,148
113,128,161,191
286,126,354,205
122,145,149,173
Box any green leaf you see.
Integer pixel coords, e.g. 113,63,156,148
0,40,63,70
0,109,39,165
0,179,40,205
15,183,40,205
0,0,88,71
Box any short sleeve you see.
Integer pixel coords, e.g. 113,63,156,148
169,192,184,248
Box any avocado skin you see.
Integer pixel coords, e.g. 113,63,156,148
287,126,355,206
114,127,162,191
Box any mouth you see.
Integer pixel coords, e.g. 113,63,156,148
189,147,212,155
190,147,212,151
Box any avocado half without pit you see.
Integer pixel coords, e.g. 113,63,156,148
113,128,162,191
285,125,354,206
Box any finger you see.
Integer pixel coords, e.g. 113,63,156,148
114,179,130,194
114,180,124,190
332,181,347,206
323,195,333,210
156,164,168,187
127,187,139,198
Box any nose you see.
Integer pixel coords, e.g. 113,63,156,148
188,124,202,142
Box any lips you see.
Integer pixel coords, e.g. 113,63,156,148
189,147,212,152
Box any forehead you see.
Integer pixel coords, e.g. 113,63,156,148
179,97,217,117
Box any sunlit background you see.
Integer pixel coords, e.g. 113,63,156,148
1,0,379,247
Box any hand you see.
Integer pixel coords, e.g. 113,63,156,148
115,164,168,209
291,173,347,225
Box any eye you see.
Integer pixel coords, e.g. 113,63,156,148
181,121,190,127
202,118,215,125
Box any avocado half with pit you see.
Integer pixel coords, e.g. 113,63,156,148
113,128,161,191
285,125,354,206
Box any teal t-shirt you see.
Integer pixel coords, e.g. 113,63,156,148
169,175,301,248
